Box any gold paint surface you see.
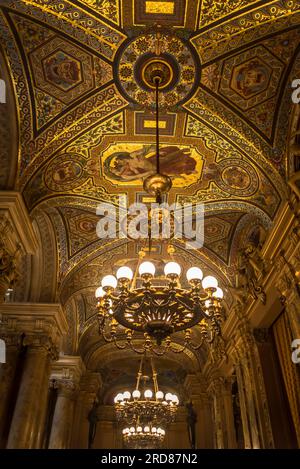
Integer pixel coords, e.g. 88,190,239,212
144,120,167,129
145,1,175,14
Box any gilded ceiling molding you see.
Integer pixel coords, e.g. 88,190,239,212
198,0,261,30
192,1,300,64
19,85,128,187
0,46,18,189
1,0,126,59
185,89,288,181
59,243,128,304
31,210,59,303
0,12,33,186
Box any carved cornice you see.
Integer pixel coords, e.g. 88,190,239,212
0,191,38,254
0,302,68,348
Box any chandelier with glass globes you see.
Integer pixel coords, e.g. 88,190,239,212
95,248,225,355
122,425,165,449
114,356,178,449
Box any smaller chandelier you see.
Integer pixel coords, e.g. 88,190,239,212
96,248,225,355
122,425,165,449
114,356,178,448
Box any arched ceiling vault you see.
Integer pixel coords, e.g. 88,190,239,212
1,0,300,366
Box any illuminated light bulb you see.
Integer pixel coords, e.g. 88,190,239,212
144,426,150,433
123,391,131,400
132,390,141,400
101,275,117,289
108,309,114,315
156,391,164,400
122,429,127,435
116,266,133,281
202,275,218,290
144,389,153,399
161,429,166,436
129,427,135,433
213,287,224,299
95,286,105,298
164,261,181,277
205,299,211,309
186,267,203,282
114,393,123,403
139,261,155,277
137,426,142,433
152,427,157,433
157,428,162,435
165,393,173,402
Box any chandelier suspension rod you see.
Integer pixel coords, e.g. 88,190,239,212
151,357,159,394
135,354,144,391
155,77,160,175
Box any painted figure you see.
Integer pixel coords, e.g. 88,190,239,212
105,145,197,182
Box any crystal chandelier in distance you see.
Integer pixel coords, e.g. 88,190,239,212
96,246,225,355
114,356,178,449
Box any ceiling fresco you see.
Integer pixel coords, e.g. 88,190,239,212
1,0,300,372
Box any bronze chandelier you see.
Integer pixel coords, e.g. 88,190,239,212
95,247,225,355
114,356,178,448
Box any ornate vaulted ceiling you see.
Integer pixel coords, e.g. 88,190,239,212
1,0,300,367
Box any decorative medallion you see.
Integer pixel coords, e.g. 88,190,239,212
213,159,259,197
44,153,88,191
115,31,199,108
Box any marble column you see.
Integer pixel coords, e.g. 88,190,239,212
32,356,53,448
6,335,57,449
0,333,22,448
48,381,77,449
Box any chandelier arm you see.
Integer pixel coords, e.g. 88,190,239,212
128,340,148,355
150,346,168,356
189,336,205,350
98,321,114,342
175,295,200,311
113,335,128,350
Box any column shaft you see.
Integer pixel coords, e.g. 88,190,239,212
0,338,21,448
48,387,76,449
7,344,52,448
